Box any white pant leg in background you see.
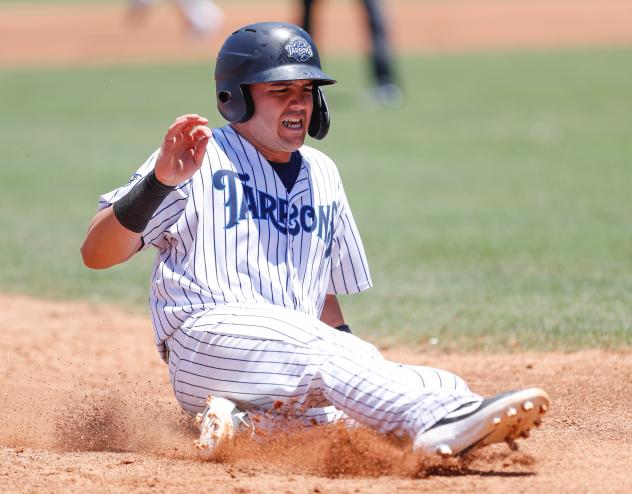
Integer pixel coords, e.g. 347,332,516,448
166,304,481,438
174,0,222,34
128,0,222,34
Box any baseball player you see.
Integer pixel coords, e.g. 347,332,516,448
81,22,549,457
300,0,402,106
127,0,223,37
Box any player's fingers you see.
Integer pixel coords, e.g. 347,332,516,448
190,125,212,141
179,113,207,122
165,115,208,144
166,126,200,153
165,115,189,136
181,120,210,141
178,125,210,151
192,135,210,167
162,132,182,153
162,128,182,153
173,114,208,131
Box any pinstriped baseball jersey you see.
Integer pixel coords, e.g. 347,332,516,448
98,124,372,359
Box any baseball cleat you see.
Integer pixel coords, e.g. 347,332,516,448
413,388,550,457
194,395,253,451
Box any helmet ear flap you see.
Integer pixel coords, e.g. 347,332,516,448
217,85,255,123
239,85,255,123
308,87,330,140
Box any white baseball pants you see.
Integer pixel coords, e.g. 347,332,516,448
165,303,482,438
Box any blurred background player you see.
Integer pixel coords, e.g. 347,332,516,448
128,0,223,37
299,0,402,106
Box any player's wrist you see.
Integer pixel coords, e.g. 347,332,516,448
146,168,177,192
153,168,179,187
113,169,176,233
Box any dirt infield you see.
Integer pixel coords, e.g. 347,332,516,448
1,0,632,67
2,293,632,493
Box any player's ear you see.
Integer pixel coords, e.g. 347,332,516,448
308,87,330,140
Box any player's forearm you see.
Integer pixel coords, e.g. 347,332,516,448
80,207,142,269
320,294,345,328
82,167,180,269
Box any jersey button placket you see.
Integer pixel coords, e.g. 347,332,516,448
286,195,303,312
286,162,310,313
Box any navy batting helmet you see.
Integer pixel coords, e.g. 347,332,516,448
214,22,336,140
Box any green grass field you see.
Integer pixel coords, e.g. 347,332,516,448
1,47,631,350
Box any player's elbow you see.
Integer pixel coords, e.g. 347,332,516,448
80,246,105,270
80,242,117,270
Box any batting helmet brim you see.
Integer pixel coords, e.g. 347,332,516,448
241,64,336,86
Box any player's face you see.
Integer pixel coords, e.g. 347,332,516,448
233,80,314,162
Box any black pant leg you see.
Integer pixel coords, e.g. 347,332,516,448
302,0,317,34
361,0,396,86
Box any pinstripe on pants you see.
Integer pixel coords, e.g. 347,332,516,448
167,303,481,438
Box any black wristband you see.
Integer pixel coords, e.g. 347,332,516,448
113,169,176,233
335,324,352,334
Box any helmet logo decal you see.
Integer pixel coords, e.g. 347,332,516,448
284,36,313,63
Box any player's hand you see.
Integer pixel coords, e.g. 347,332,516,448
154,114,212,186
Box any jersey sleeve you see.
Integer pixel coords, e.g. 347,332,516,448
327,184,373,295
97,149,191,250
